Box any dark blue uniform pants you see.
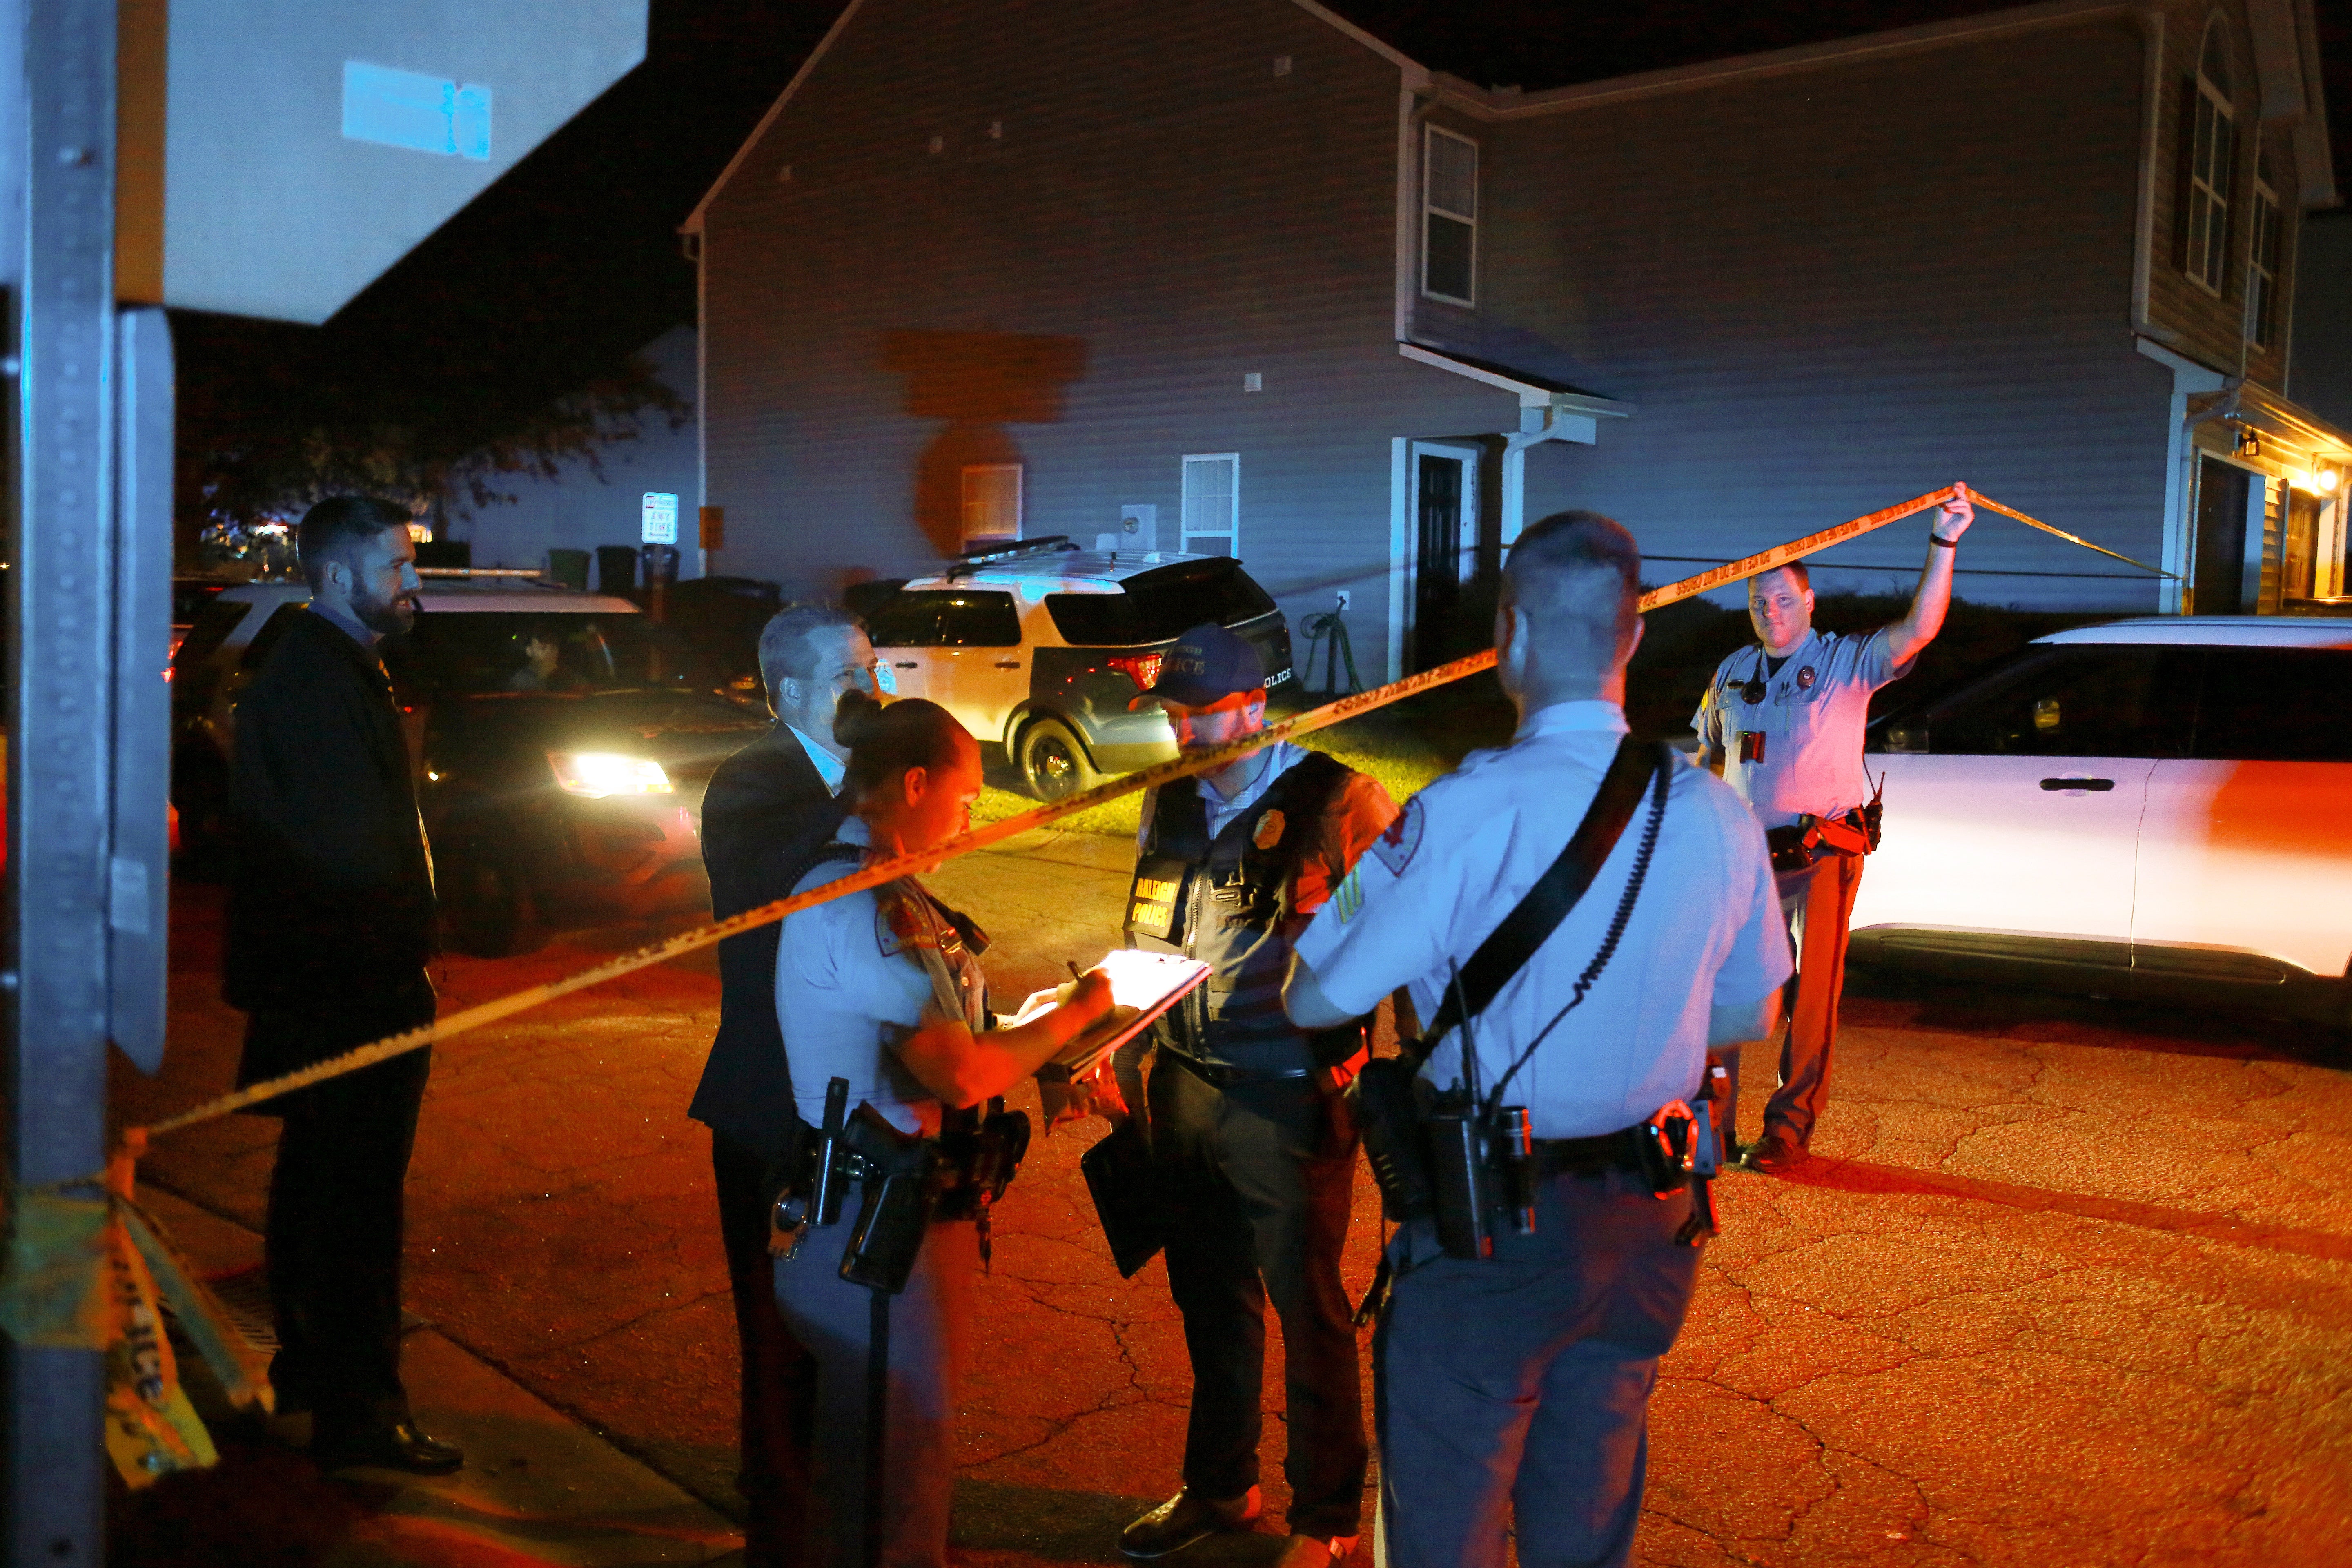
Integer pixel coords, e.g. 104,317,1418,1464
1374,1168,1699,1568
1149,1056,1367,1538
772,1217,976,1568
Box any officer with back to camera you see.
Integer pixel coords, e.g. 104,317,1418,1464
691,604,875,1568
1693,488,1974,1174
1283,510,1791,1568
1115,623,1398,1568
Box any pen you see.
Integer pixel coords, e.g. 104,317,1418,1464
1067,960,1084,982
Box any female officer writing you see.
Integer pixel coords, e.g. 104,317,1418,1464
772,691,1113,1568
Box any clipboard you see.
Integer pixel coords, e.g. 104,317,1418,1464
1013,949,1211,1083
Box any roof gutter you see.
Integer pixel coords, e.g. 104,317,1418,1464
1398,343,1633,544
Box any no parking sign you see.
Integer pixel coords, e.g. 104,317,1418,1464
641,493,680,545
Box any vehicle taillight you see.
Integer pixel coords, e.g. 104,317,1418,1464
1106,652,1164,692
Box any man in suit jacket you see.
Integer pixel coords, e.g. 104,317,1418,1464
225,494,462,1474
691,604,875,1568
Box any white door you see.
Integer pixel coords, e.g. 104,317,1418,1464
1407,441,1479,673
1853,643,2194,947
2132,645,2352,978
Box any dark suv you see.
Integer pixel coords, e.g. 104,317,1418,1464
171,579,769,955
859,542,1297,798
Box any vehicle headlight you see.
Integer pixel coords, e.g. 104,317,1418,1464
548,751,675,798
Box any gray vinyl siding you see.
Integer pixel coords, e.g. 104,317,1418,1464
699,0,1414,658
1426,16,2171,611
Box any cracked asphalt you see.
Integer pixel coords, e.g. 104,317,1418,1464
117,829,2352,1566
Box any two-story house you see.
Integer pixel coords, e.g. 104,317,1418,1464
684,0,2342,682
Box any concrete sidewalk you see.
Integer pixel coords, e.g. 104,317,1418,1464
115,1185,744,1568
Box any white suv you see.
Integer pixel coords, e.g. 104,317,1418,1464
860,539,1297,799
1853,617,2352,1029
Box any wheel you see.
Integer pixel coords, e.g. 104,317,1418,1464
1017,717,1100,803
440,814,545,957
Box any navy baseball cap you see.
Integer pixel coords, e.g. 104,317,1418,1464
1132,622,1265,708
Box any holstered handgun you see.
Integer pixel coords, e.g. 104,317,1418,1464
839,1106,938,1295
1354,1054,1436,1224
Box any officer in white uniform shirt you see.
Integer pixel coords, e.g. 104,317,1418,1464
1284,511,1790,1568
772,693,1112,1568
1693,488,1974,1173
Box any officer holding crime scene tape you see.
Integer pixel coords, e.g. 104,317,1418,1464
1115,623,1397,1568
1693,488,1974,1173
1282,511,1790,1568
770,692,1113,1568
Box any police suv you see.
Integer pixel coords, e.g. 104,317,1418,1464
858,539,1298,800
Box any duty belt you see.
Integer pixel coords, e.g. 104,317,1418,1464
1530,1127,1653,1178
1163,1049,1313,1089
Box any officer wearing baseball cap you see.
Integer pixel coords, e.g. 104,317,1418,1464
1112,623,1398,1568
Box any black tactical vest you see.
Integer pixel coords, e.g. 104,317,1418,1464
1124,750,1354,1072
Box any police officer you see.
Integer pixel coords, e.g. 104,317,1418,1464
693,604,875,1567
1116,624,1397,1568
771,692,1112,1568
1283,510,1790,1568
1693,488,1975,1173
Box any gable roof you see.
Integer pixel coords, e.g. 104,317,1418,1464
687,0,2339,231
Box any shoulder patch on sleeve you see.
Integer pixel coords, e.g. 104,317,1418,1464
1370,795,1424,876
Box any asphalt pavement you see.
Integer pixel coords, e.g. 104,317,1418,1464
112,827,2352,1566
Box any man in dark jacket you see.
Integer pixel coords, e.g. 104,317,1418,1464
1118,625,1398,1568
226,494,461,1474
690,604,873,1567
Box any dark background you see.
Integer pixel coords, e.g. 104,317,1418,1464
174,0,2352,531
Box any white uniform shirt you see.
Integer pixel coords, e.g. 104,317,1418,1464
773,817,962,1135
1294,700,1791,1139
1692,628,1911,830
786,724,847,795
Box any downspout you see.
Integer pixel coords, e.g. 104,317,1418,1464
1499,405,1573,549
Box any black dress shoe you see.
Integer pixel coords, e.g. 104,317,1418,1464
1741,1132,1806,1175
313,1420,465,1476
1120,1486,1261,1558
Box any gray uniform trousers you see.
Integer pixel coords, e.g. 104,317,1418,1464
772,1216,979,1568
1374,1167,1700,1568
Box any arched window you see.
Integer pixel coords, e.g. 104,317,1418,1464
2180,17,2237,294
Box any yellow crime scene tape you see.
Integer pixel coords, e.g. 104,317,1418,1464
0,482,2167,1482
52,481,2175,1158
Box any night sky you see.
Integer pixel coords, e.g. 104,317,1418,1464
174,0,2352,523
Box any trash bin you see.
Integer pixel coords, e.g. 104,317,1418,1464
546,547,590,590
595,545,638,596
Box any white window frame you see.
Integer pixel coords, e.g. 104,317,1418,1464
1420,125,1479,307
2246,160,2282,348
2184,19,2236,297
959,463,1023,543
1180,453,1240,556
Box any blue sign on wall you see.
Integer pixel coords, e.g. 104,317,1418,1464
341,60,492,161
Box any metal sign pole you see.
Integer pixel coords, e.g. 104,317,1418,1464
6,0,118,1560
